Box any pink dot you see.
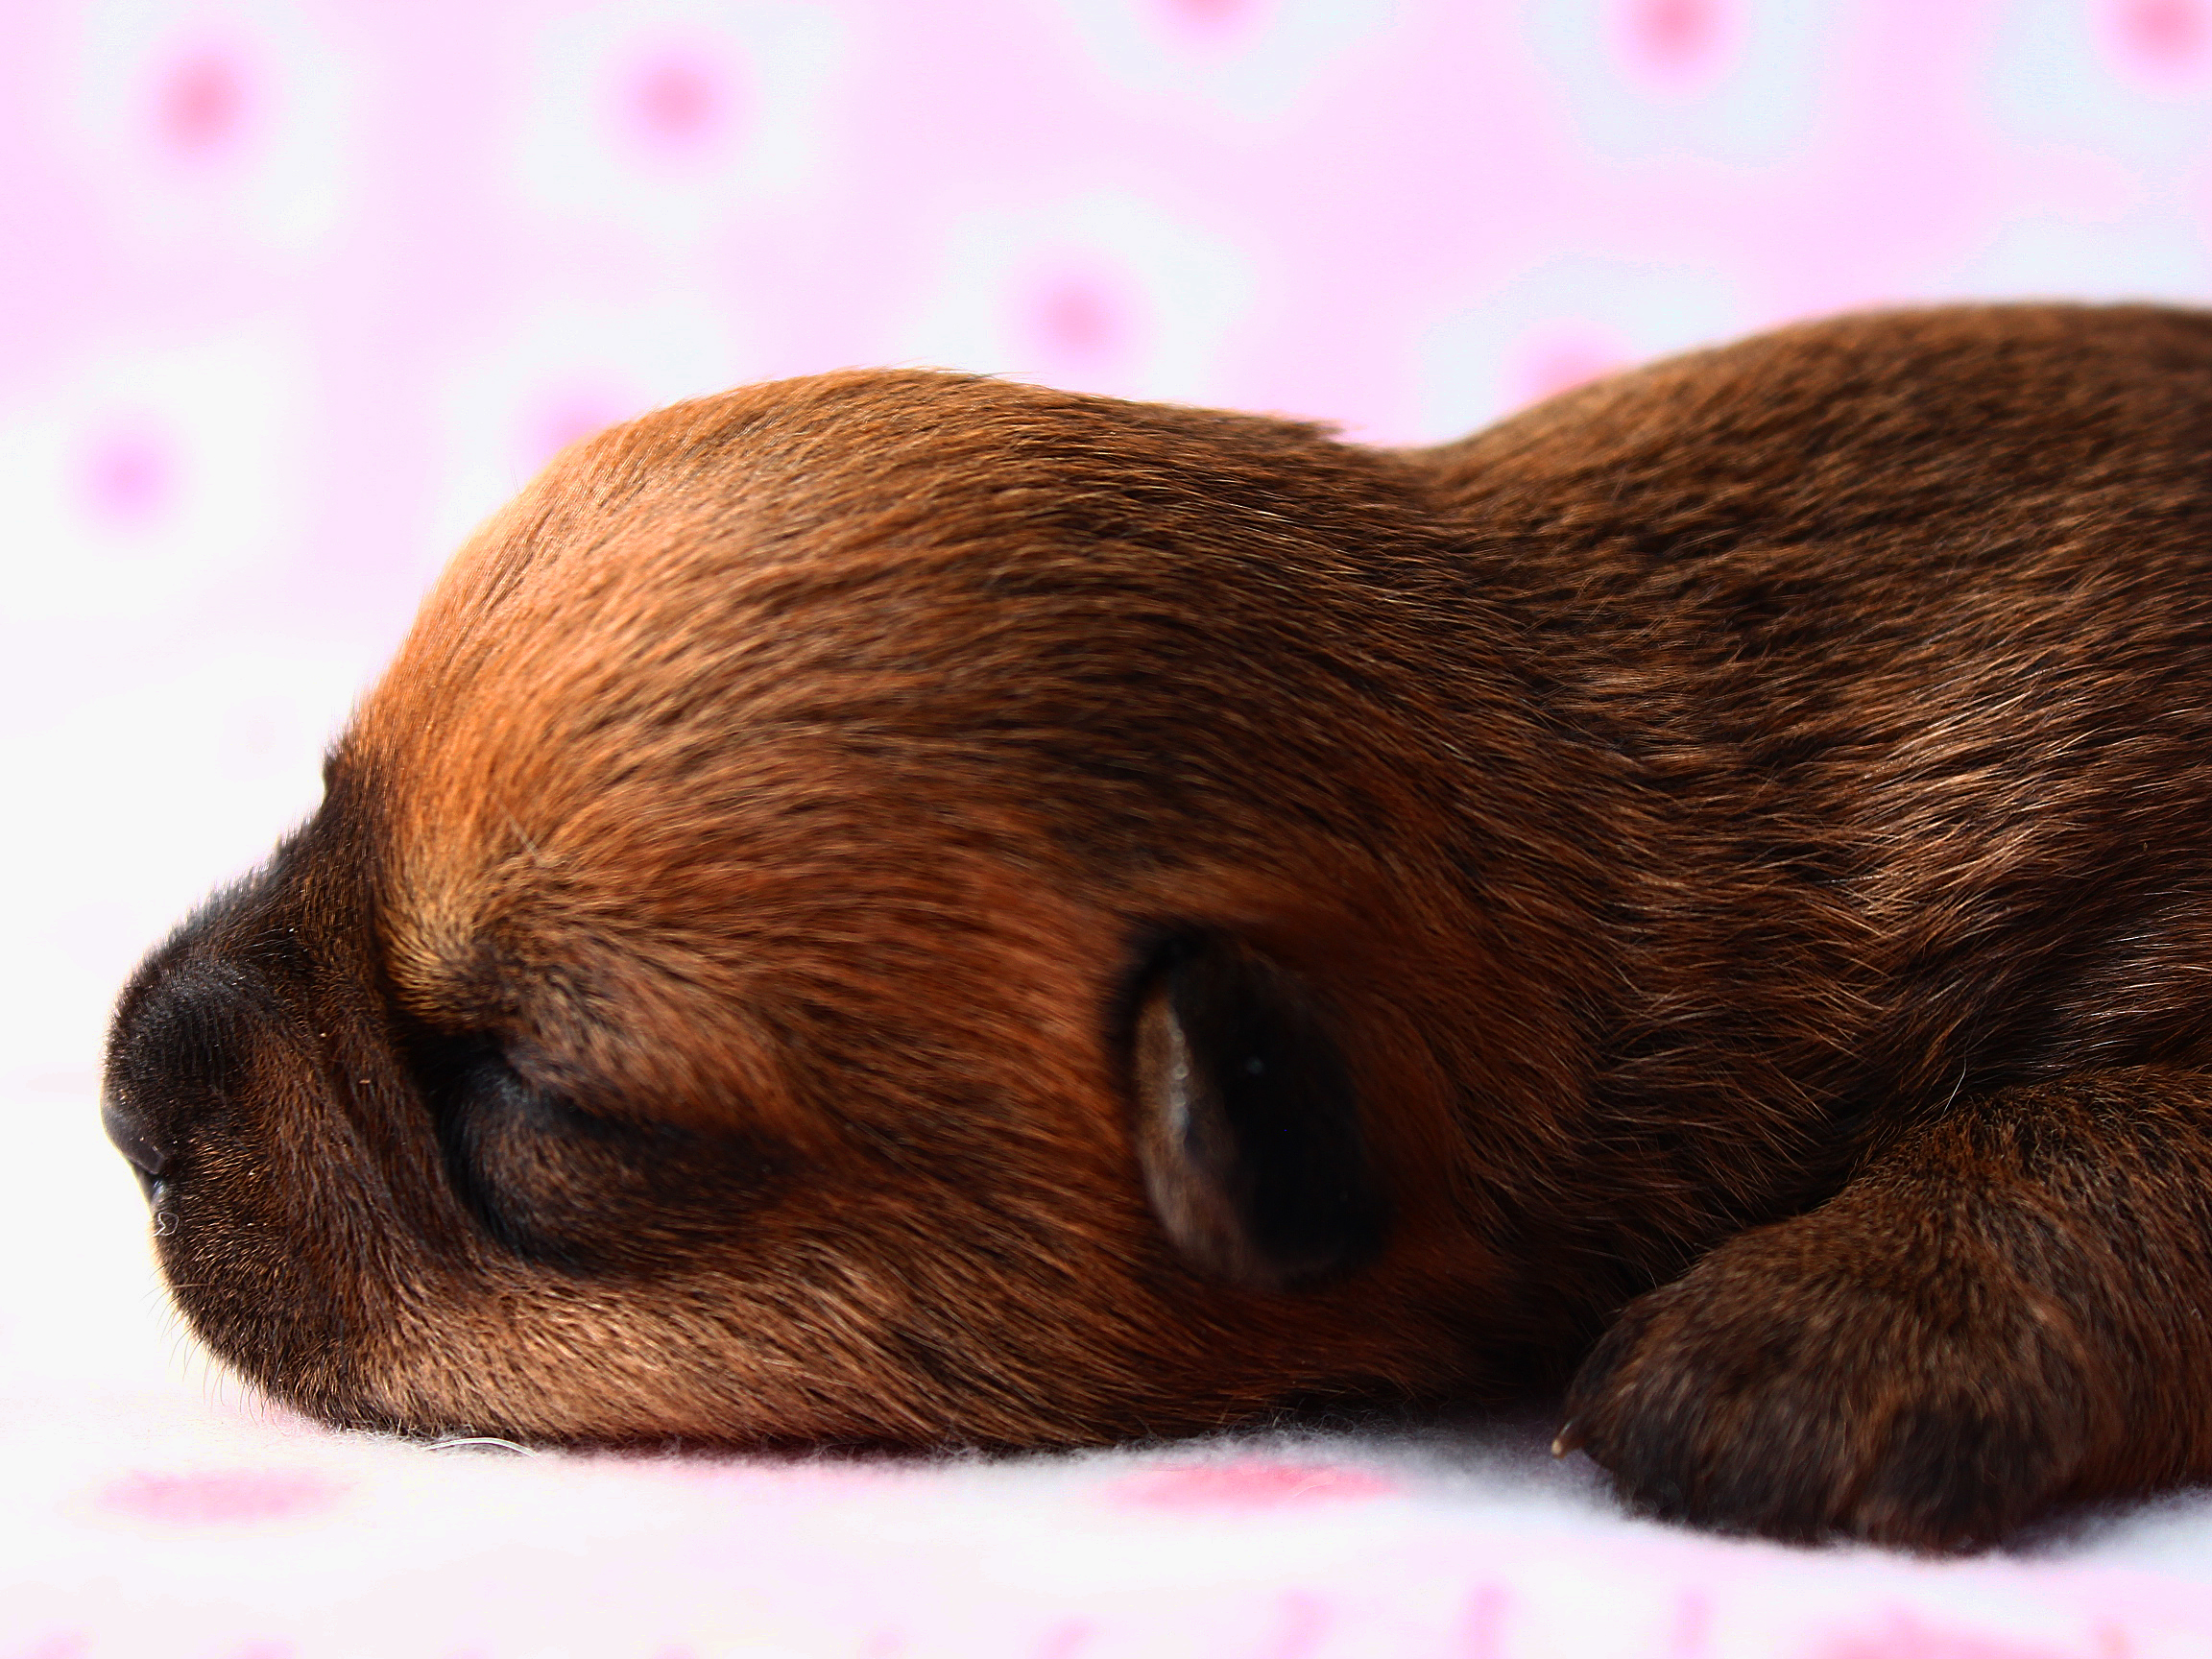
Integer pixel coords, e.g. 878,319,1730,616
620,50,736,156
96,1468,347,1527
1260,1592,1331,1659
1516,333,1630,406
1618,0,1727,82
1034,1621,1094,1659
1158,0,1263,38
155,48,250,158
1460,1584,1510,1656
1814,1612,2081,1659
2111,0,2207,70
1024,269,1139,374
81,425,173,526
523,391,631,471
1104,1460,1398,1511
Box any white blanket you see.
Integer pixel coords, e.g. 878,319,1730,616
8,1068,2212,1658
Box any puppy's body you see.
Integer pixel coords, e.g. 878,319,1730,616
104,304,2212,1547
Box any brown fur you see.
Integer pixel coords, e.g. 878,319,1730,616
101,303,2212,1548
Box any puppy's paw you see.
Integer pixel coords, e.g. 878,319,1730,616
1557,1217,2096,1550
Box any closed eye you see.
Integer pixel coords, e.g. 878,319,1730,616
413,1030,785,1273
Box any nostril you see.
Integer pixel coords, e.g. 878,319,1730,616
101,1094,170,1189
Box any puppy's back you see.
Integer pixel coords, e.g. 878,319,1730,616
1397,304,2212,1301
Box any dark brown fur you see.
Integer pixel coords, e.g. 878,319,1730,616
103,303,2212,1549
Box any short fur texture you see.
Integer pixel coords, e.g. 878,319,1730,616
104,303,2212,1549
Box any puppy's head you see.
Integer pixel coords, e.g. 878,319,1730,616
103,371,1552,1445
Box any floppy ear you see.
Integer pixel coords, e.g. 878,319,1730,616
1129,933,1388,1291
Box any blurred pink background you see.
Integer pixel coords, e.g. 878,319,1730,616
10,8,2212,1652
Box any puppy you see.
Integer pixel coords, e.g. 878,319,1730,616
103,303,2212,1549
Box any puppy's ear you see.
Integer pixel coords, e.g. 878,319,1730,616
1129,934,1388,1291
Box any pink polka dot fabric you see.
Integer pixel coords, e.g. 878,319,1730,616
7,1,2212,1652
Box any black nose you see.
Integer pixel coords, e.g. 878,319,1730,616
102,1092,169,1201
108,940,266,1210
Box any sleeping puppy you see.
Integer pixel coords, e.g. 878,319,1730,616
102,303,2212,1550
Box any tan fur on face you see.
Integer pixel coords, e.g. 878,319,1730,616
204,373,1535,1444
106,306,2212,1545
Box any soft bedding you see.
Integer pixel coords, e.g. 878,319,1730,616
6,1069,2212,1659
